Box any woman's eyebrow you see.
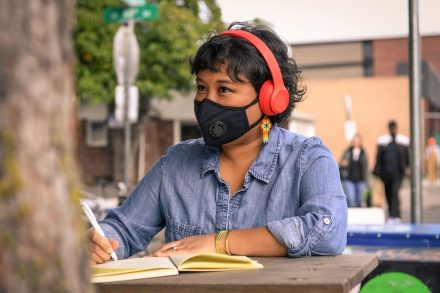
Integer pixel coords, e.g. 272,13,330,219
217,79,234,84
195,77,234,84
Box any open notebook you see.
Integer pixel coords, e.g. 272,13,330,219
91,252,263,283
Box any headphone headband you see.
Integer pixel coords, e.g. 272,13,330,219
219,30,289,116
220,30,284,90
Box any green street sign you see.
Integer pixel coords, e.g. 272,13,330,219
104,4,158,24
123,0,146,6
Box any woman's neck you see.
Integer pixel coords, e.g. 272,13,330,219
218,125,267,195
220,127,263,165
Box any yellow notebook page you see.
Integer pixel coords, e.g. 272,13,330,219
172,252,263,271
92,257,175,277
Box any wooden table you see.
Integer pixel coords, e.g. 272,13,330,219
96,254,378,293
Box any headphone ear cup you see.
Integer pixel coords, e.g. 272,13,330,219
259,80,289,116
270,88,289,115
259,80,275,116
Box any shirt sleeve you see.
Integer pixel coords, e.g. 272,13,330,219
267,137,348,257
99,156,165,259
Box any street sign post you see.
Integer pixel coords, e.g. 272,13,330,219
113,23,140,85
104,4,158,24
112,21,141,188
115,85,139,124
106,2,159,188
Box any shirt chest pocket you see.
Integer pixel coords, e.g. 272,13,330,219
165,216,202,242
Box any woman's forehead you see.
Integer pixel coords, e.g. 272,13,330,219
196,69,250,84
197,63,249,83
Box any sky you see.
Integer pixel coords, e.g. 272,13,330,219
216,0,440,44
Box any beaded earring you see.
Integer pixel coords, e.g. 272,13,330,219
261,117,272,143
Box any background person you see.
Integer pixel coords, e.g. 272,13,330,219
425,136,440,184
339,133,369,207
87,22,347,264
373,120,409,224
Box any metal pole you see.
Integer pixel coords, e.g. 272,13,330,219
123,77,131,189
123,20,134,189
408,0,423,223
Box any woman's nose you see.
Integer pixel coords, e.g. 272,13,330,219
201,92,218,103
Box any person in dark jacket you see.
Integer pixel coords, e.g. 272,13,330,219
339,134,369,207
373,120,409,223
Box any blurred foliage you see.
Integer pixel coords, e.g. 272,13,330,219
74,0,223,104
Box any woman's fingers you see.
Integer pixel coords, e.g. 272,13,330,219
152,247,184,257
90,251,107,264
89,230,115,254
110,239,119,250
150,241,181,257
90,242,111,261
88,228,118,263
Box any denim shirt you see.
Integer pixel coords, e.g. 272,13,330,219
100,125,347,259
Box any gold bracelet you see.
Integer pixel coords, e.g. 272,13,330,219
215,230,229,254
225,230,232,255
215,230,226,254
215,231,222,254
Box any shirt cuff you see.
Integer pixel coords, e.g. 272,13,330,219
267,215,333,257
100,221,127,260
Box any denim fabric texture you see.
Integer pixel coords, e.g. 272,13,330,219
100,125,348,259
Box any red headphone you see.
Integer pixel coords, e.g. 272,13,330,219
220,30,289,116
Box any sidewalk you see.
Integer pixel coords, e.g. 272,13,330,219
400,179,440,224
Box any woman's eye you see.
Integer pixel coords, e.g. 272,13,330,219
196,85,206,92
218,87,231,94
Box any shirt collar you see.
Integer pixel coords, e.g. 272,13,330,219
200,125,281,184
248,125,281,183
200,145,220,176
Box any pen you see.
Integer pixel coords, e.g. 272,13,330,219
80,199,118,261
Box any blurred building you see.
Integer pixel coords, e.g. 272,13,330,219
293,36,440,168
75,0,440,184
216,0,440,170
74,35,440,184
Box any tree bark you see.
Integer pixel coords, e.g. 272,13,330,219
0,1,92,292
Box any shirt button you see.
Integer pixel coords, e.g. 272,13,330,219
323,217,331,225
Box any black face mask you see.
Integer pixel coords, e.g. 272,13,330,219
194,97,263,147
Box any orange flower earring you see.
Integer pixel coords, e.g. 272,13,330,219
261,117,272,143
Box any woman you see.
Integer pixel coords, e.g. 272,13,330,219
88,22,347,264
339,134,369,207
425,136,440,183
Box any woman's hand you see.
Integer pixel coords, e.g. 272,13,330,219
88,228,119,265
150,234,216,257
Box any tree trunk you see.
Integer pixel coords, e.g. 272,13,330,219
0,1,92,292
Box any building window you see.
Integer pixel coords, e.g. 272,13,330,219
292,42,366,79
363,41,373,76
86,121,108,147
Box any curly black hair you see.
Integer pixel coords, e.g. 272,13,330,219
190,22,306,124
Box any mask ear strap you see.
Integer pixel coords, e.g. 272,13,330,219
248,114,265,130
246,95,264,130
244,96,260,109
